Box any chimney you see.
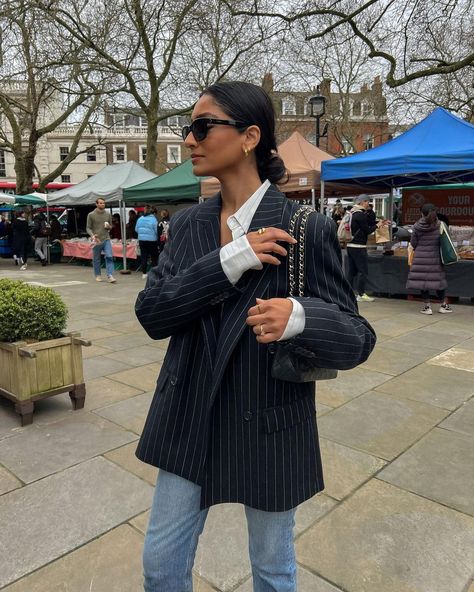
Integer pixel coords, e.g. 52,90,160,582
262,73,274,93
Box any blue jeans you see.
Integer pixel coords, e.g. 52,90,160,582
143,471,297,592
92,239,115,277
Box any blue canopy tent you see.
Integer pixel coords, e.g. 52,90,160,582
321,107,474,218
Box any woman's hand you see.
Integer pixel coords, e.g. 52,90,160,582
247,227,296,267
246,297,293,343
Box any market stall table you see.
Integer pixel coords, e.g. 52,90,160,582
62,239,138,260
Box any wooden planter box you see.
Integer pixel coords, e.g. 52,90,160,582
0,332,91,426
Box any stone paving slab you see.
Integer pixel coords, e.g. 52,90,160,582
439,397,474,437
383,328,469,352
418,322,474,341
103,344,166,366
93,331,153,352
79,326,124,340
359,346,437,376
83,355,133,380
107,363,161,392
318,391,448,460
374,363,474,410
0,413,137,483
320,438,386,500
0,466,22,495
459,337,474,351
0,399,27,441
379,427,474,516
82,344,113,358
0,457,154,588
369,314,436,338
428,347,474,373
316,367,392,407
94,392,153,434
234,566,344,592
66,317,111,332
82,376,145,412
105,442,158,485
295,479,474,592
1,525,145,592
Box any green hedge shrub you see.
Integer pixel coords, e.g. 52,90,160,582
0,279,68,342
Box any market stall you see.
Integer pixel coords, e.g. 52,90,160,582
200,132,382,203
62,239,138,261
48,162,157,270
321,107,474,297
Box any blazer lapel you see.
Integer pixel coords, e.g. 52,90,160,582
210,187,287,397
193,195,221,368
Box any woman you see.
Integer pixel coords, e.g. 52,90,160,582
331,203,345,225
157,208,170,253
135,81,376,592
135,205,159,279
110,213,121,239
12,211,30,270
407,203,452,314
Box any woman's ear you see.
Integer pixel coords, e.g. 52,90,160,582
243,125,261,152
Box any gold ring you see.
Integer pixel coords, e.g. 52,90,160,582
260,324,265,336
257,304,262,315
257,227,266,235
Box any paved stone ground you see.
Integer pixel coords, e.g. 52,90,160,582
1,257,473,592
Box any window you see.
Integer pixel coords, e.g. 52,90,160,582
167,116,180,127
341,138,354,154
282,97,296,116
352,101,361,117
167,145,181,164
59,146,69,161
0,150,6,177
139,145,147,163
87,148,96,162
114,145,126,162
362,102,373,117
111,114,125,127
61,174,71,183
363,134,374,150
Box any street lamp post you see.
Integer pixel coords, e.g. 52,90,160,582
308,86,327,148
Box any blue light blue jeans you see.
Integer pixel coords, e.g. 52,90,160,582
143,471,297,592
92,239,115,277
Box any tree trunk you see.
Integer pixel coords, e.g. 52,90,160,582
144,117,159,173
14,152,36,195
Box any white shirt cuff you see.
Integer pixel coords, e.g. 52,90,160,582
220,235,262,285
278,298,305,341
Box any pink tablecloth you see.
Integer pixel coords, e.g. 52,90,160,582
62,240,138,260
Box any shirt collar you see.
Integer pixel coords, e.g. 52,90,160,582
226,179,271,239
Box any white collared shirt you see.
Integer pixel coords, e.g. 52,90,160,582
219,180,305,341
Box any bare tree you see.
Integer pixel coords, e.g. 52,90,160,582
0,1,106,193
35,0,281,173
222,0,474,89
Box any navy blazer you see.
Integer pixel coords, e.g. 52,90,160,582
135,186,376,511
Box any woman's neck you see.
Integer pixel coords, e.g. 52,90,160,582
219,169,264,213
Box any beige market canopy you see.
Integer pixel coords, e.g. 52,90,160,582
200,131,379,198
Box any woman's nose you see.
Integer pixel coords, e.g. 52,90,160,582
184,132,197,148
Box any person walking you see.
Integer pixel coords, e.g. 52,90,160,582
135,81,376,592
406,203,452,314
86,198,116,283
12,211,30,270
31,212,50,266
157,209,170,254
135,205,159,279
346,194,388,302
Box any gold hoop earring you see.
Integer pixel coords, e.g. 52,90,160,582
243,147,249,158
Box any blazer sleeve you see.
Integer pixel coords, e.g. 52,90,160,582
135,213,239,340
289,214,376,370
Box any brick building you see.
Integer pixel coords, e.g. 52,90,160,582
263,73,390,156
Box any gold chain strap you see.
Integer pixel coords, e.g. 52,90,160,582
287,206,315,297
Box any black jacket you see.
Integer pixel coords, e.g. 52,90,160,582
350,208,377,245
135,187,376,511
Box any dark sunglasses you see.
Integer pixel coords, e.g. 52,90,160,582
181,117,248,142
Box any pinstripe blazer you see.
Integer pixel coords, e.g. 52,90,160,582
135,186,376,511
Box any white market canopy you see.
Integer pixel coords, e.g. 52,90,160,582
48,161,158,206
0,192,15,205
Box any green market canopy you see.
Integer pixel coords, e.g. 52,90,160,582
123,159,206,204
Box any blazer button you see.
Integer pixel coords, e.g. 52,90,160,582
170,376,177,386
268,343,276,355
243,410,253,422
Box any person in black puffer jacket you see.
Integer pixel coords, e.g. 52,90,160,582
406,203,452,315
